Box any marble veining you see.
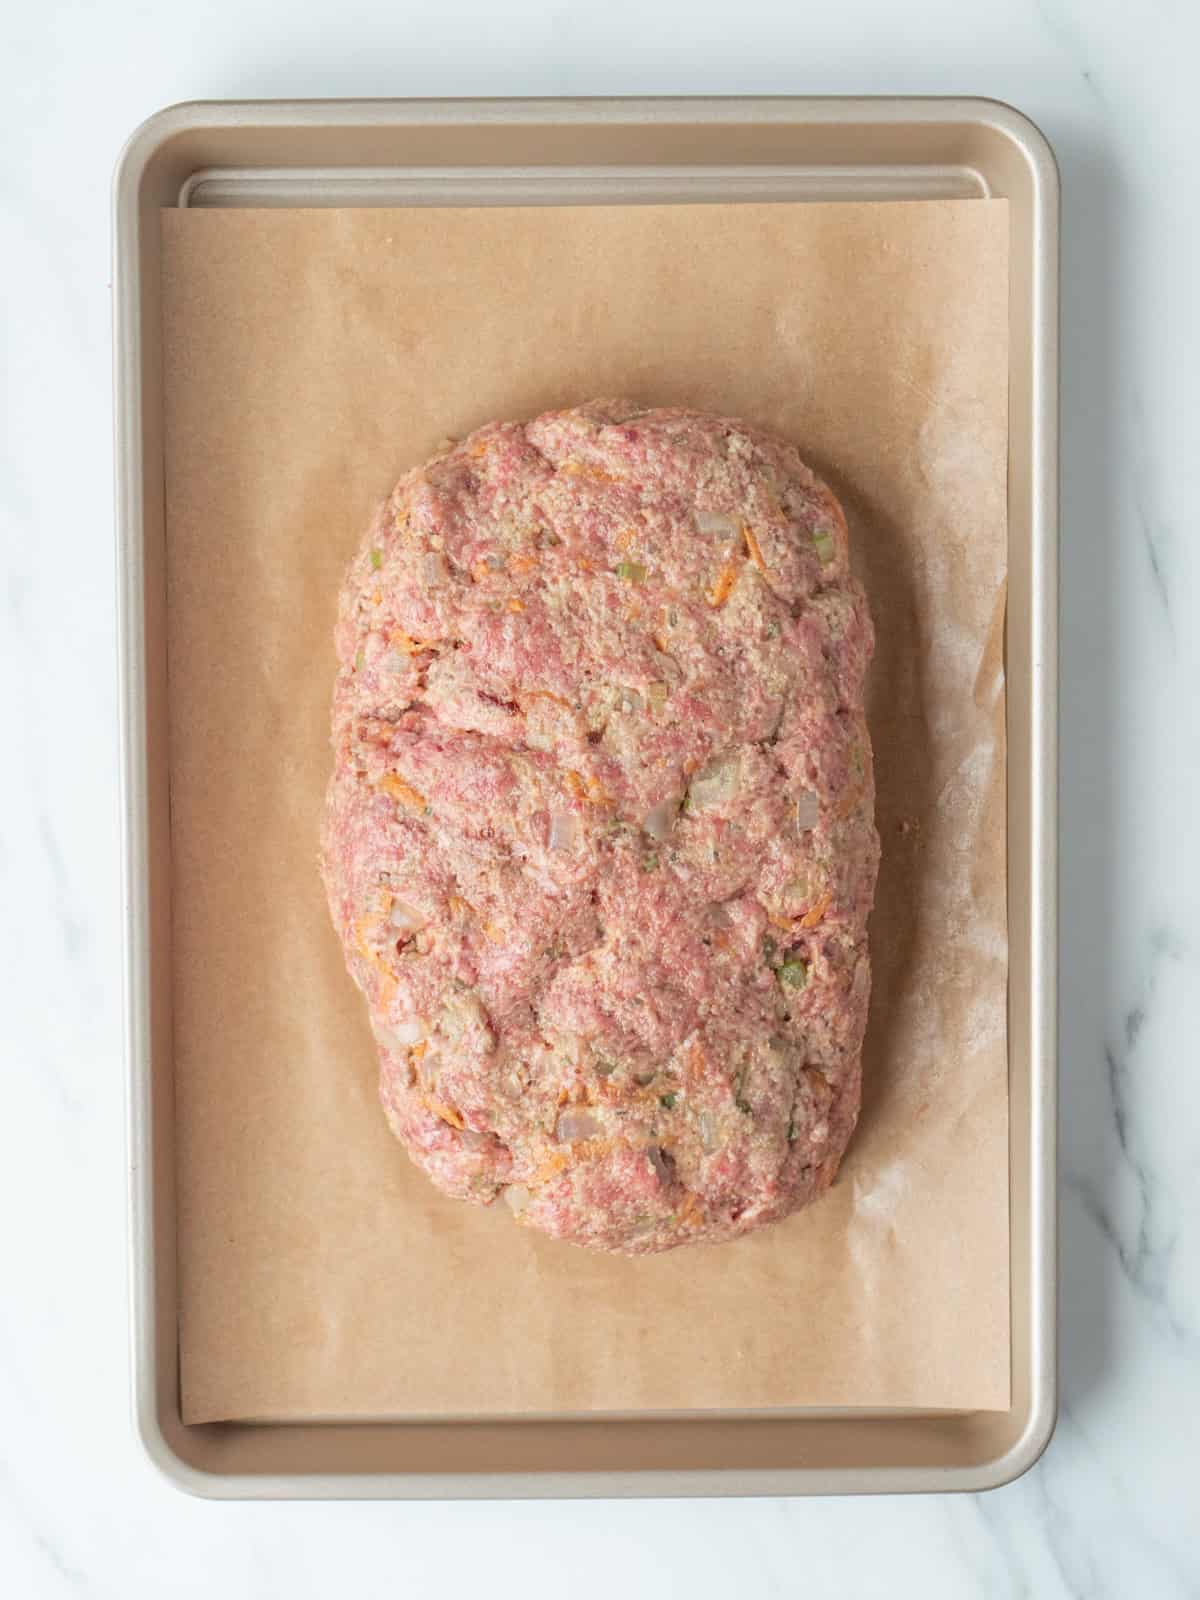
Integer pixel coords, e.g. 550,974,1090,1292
2,0,1197,1594
1066,929,1196,1351
1127,401,1179,634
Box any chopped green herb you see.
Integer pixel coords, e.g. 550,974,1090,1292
762,934,778,964
659,1093,677,1110
764,619,781,639
354,648,366,672
778,958,809,990
615,560,647,583
735,1097,753,1115
369,548,383,570
642,852,660,872
786,1115,798,1143
811,528,835,565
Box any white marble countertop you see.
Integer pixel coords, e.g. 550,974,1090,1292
4,0,1197,1593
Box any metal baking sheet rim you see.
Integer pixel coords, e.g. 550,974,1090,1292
113,96,1058,1499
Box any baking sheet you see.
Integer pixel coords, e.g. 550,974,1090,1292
161,199,1010,1424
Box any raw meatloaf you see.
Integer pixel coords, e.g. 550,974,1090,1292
322,400,878,1254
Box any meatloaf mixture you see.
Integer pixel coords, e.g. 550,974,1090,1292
322,400,878,1254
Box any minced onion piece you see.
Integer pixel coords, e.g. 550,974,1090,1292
795,789,820,831
785,875,813,907
548,810,578,851
687,753,739,811
390,898,427,934
421,551,447,587
503,1184,531,1215
643,796,679,841
697,1111,720,1152
766,1035,794,1069
555,1108,602,1143
439,990,490,1049
618,688,643,714
382,1016,428,1048
696,510,738,537
646,1145,672,1185
647,680,669,710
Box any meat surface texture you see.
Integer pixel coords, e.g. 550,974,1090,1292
322,400,879,1254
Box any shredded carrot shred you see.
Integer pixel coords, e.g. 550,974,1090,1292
800,890,833,929
390,628,438,655
352,919,397,1008
507,597,525,613
540,1136,618,1175
565,770,588,801
424,1096,465,1130
378,773,428,812
678,1190,705,1227
615,527,635,552
836,783,864,820
742,524,769,575
508,554,537,574
707,557,739,608
371,589,383,606
534,1150,570,1183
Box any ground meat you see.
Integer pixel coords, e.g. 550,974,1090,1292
321,400,879,1254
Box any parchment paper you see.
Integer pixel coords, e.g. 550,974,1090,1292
162,200,1010,1423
